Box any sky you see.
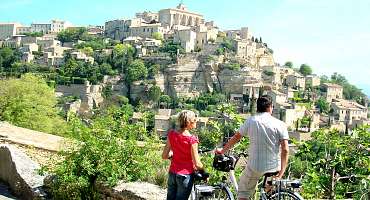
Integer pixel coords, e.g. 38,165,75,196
1,0,370,97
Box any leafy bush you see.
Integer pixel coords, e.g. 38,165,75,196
49,108,166,199
292,127,370,199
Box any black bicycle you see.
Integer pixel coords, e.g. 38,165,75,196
190,151,303,200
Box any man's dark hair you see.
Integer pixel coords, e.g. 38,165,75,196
257,95,273,113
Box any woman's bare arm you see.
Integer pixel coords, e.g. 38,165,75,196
191,143,204,170
162,139,172,160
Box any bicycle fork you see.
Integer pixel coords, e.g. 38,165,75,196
229,170,238,192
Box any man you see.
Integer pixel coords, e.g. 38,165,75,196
217,95,289,200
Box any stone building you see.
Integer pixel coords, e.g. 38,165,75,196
234,39,256,60
262,65,281,86
71,51,94,64
31,23,52,34
286,72,305,89
154,109,172,136
55,81,104,113
128,22,168,39
275,104,307,129
0,23,22,40
305,74,321,87
267,90,288,105
195,23,218,48
1,36,22,48
331,99,368,125
30,20,69,34
173,29,196,52
104,19,129,40
322,83,343,102
136,11,159,23
159,3,204,28
16,26,31,35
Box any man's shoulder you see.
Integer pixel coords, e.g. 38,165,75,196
268,115,287,127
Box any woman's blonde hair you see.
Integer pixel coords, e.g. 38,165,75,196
178,110,197,129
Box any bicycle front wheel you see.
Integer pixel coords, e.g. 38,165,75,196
268,189,303,200
206,185,234,200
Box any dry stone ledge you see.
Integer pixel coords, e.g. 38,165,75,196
0,144,47,200
97,181,166,200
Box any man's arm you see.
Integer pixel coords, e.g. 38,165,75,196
217,132,243,154
277,139,289,179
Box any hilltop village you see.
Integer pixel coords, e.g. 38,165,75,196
0,3,369,141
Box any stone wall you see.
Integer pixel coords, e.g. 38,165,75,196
164,58,210,98
56,82,104,113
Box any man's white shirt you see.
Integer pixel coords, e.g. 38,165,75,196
238,112,289,173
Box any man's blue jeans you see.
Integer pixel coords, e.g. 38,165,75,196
167,172,194,200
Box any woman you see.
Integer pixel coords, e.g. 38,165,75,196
162,110,204,200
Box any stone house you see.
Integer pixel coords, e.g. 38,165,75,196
234,39,256,60
274,103,307,129
195,23,218,48
173,29,196,52
322,83,343,102
21,52,34,63
154,109,172,137
286,72,305,89
284,87,298,99
19,43,38,53
71,51,94,64
331,99,368,125
305,74,321,87
262,65,281,86
1,36,22,48
267,90,288,105
0,23,22,40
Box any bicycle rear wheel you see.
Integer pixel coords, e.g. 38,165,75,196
206,185,234,200
268,189,303,200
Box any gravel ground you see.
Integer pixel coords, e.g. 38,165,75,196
0,139,63,170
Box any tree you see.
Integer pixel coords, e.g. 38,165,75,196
148,64,160,78
81,47,93,56
24,32,43,37
57,27,87,45
160,95,172,108
299,64,313,76
284,61,293,68
0,47,20,69
126,60,148,83
220,38,234,52
0,74,66,134
113,43,135,73
152,32,163,41
316,97,330,113
148,85,161,104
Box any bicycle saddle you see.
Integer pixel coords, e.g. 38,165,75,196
264,171,279,177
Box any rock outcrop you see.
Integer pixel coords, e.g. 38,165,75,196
0,145,47,200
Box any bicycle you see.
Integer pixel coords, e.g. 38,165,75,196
190,150,304,200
